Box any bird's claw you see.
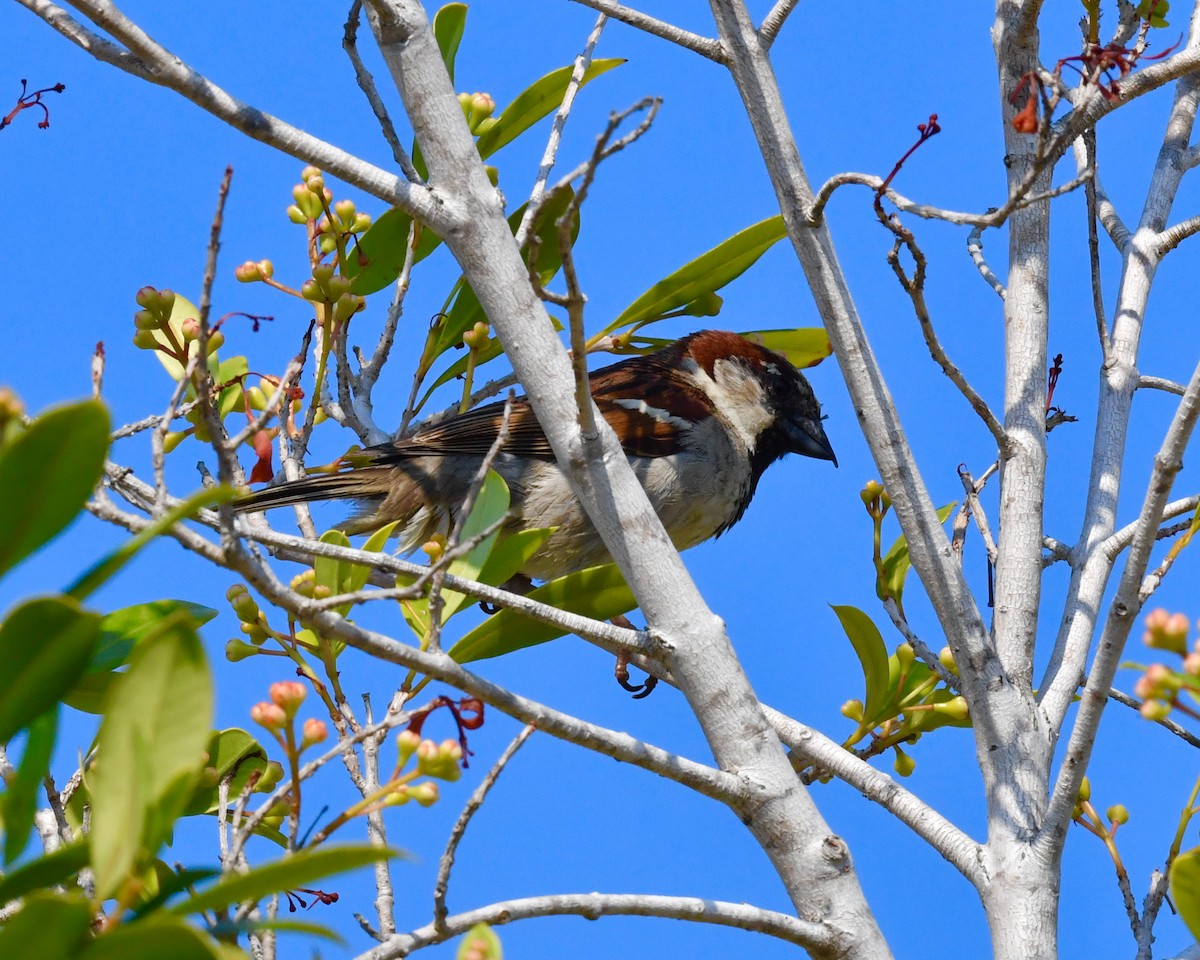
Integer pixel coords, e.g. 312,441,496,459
615,648,658,699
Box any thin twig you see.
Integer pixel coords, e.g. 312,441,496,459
344,0,420,181
199,166,234,327
433,724,536,930
966,221,1006,299
1082,130,1113,365
806,165,1094,229
567,0,726,62
514,12,608,249
1108,687,1200,749
958,465,999,563
880,217,1010,453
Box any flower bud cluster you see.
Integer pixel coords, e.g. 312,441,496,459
225,583,272,659
458,91,496,133
1134,608,1200,721
462,321,490,350
250,680,327,751
859,479,892,520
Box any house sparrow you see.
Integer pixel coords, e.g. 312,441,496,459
235,330,836,580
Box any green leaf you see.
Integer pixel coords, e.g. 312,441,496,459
0,842,90,907
0,894,92,959
878,502,958,609
477,527,556,588
830,605,891,725
740,328,832,369
475,59,624,159
314,528,353,600
90,611,213,901
66,486,236,602
450,563,636,663
0,596,99,742
3,709,58,863
79,918,232,960
457,922,503,960
168,845,393,917
439,470,510,620
64,600,217,714
182,728,280,818
349,520,402,594
433,3,467,83
212,917,345,944
1172,845,1200,941
602,216,788,335
215,355,249,420
0,400,110,580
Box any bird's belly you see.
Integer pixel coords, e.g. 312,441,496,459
507,446,752,581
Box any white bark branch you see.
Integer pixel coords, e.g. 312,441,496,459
1041,359,1200,858
363,4,886,953
359,893,833,958
568,0,726,62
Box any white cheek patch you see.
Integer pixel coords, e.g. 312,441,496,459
612,397,694,430
691,357,774,451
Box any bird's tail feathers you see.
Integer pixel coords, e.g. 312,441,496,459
233,467,394,514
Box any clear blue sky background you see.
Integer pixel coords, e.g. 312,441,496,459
5,1,1200,957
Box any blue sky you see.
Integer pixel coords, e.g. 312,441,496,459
5,1,1200,957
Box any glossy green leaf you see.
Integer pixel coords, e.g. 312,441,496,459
0,596,99,742
79,918,232,960
740,328,832,369
66,486,236,602
182,728,279,818
602,216,787,335
314,529,353,599
439,470,510,620
0,400,110,580
0,894,92,959
878,502,958,609
348,520,402,594
64,600,217,713
215,917,344,943
449,563,636,663
168,845,393,917
3,708,58,863
0,842,89,907
90,611,213,900
346,207,420,296
475,59,624,159
1172,845,1200,941
131,864,222,919
477,527,556,589
215,355,249,420
831,605,891,725
434,3,467,83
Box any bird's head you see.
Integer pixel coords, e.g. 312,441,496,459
678,330,836,476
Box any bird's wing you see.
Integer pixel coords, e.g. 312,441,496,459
367,354,710,464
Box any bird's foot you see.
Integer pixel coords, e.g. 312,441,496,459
614,641,658,699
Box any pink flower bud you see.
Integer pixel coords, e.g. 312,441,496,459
301,718,328,748
270,680,307,716
251,701,287,731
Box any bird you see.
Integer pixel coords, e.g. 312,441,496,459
234,330,836,581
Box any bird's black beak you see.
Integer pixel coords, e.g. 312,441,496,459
785,417,837,467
